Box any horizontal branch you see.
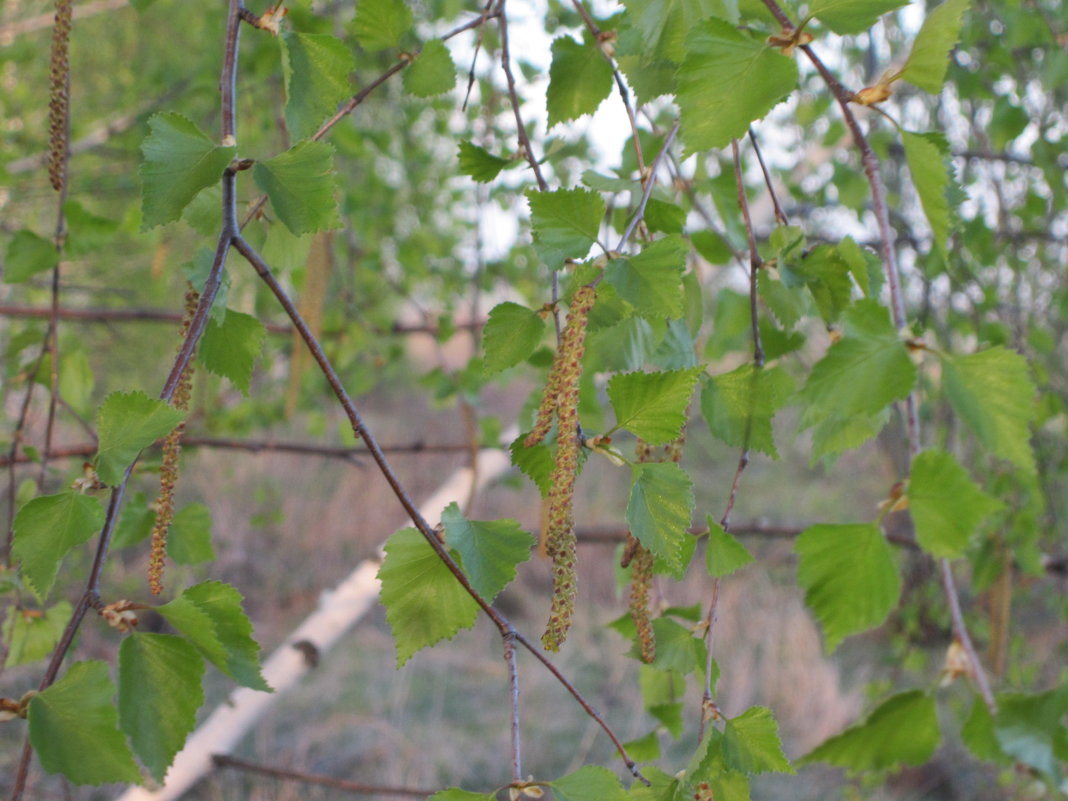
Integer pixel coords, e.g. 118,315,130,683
211,754,436,796
0,0,126,40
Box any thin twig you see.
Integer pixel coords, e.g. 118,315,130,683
615,121,681,250
496,0,548,192
461,0,497,111
210,755,436,797
4,347,46,565
746,127,787,226
504,632,523,782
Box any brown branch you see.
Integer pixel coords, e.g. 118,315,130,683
504,632,523,783
496,0,548,192
0,0,126,40
211,755,436,797
615,121,681,250
746,127,787,226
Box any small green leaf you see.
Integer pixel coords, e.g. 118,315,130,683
900,0,970,93
552,765,628,801
95,391,186,485
482,302,547,374
809,0,909,35
403,39,457,97
547,35,613,126
608,367,703,444
353,0,412,52
457,141,513,183
961,696,1009,763
13,492,105,599
140,113,236,229
63,201,120,256
527,187,605,268
4,230,58,283
119,634,205,782
677,19,798,152
604,235,688,319
795,523,900,651
510,433,555,497
723,706,794,774
907,450,1002,558
902,131,955,254
705,517,754,578
28,661,141,785
942,346,1036,472
281,33,355,140
378,527,479,666
627,462,695,571
993,688,1068,783
2,601,72,667
800,690,939,771
199,309,267,395
168,503,215,565
441,503,534,601
253,140,341,235
701,364,793,458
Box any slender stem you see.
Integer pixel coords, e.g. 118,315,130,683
504,632,523,782
732,139,765,369
615,121,680,251
4,348,46,565
746,127,787,226
211,755,436,797
496,0,548,192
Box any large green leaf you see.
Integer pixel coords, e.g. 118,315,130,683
551,765,628,801
795,523,900,651
608,367,703,444
994,688,1068,783
900,0,970,93
28,661,141,785
253,140,341,235
199,309,267,395
623,0,737,62
482,302,547,374
705,517,754,578
547,35,613,127
902,131,955,254
809,0,909,35
676,19,798,152
378,527,479,665
13,492,105,599
95,391,186,485
440,503,534,601
403,40,457,97
4,229,58,283
527,188,605,268
798,300,916,429
118,634,205,782
942,347,1036,472
139,113,235,229
723,706,793,774
167,502,215,565
604,235,688,319
281,32,355,140
2,601,72,667
701,364,793,458
352,0,412,52
907,450,1002,558
626,462,695,571
800,691,939,771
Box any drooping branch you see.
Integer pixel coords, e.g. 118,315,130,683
211,755,436,798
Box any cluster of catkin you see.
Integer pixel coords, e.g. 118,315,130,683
525,286,596,651
148,285,198,595
48,0,73,192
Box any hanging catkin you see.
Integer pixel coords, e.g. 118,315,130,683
48,0,73,192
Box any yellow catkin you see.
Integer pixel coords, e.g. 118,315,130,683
540,286,596,651
148,286,198,595
48,0,73,192
627,534,656,664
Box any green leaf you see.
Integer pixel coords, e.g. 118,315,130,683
705,517,754,578
13,492,105,599
4,229,58,283
961,696,1009,763
902,131,954,254
552,765,628,801
627,462,695,571
510,433,555,497
942,347,1035,472
623,0,738,62
118,634,205,782
604,235,688,319
547,35,613,127
63,200,120,256
457,141,513,183
527,187,605,268
2,601,72,667
253,140,341,235
676,19,798,153
795,523,900,651
139,112,236,229
723,706,794,774
403,39,457,97
281,33,355,140
809,0,909,35
800,690,939,771
440,503,534,601
798,299,916,429
158,581,269,691
482,302,547,374
634,618,706,674
95,390,186,485
608,367,703,444
809,409,889,464
792,244,853,324
167,502,215,565
199,309,267,395
907,450,1002,558
28,661,141,785
994,687,1068,783
701,364,793,458
378,527,479,665
900,0,970,93
352,0,412,52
